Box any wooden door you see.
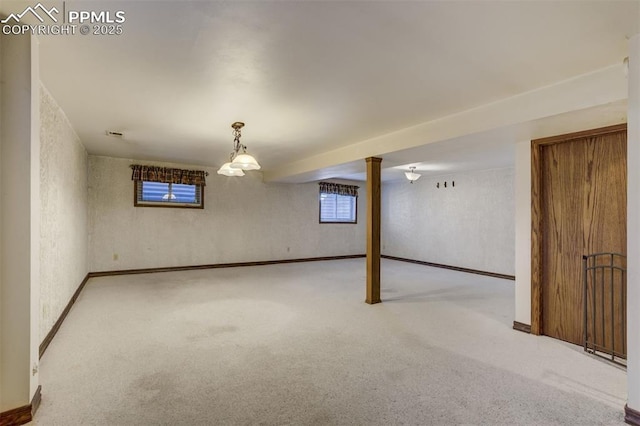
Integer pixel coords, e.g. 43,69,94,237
539,128,626,347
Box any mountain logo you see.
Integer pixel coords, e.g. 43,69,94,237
1,3,59,24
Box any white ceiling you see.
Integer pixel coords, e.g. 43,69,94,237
3,0,638,182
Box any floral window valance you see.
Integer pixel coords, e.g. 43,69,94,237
130,165,208,186
319,182,359,197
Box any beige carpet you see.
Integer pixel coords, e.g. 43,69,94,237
35,259,626,425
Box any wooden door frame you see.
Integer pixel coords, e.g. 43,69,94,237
530,123,627,335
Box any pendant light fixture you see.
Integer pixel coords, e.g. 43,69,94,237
217,122,261,176
216,158,245,176
405,166,421,183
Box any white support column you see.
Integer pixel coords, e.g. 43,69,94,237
0,31,41,417
29,32,41,404
514,140,532,329
627,33,640,424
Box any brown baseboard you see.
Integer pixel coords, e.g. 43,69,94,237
88,254,366,278
626,404,640,425
0,386,40,426
381,255,516,280
39,274,91,359
513,321,531,333
31,385,41,418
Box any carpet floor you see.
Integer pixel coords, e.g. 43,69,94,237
35,258,626,425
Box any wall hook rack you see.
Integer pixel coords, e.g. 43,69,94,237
436,180,455,189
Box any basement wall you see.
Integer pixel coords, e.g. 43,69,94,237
1,32,41,410
514,141,532,324
88,156,366,272
381,167,515,276
39,85,88,343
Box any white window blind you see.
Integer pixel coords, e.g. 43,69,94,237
320,193,357,223
135,181,203,208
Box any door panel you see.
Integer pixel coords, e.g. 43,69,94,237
541,130,626,347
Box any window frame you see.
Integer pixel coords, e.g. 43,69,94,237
133,180,204,209
318,192,358,224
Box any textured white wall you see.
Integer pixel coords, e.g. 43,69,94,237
626,33,640,409
39,85,88,343
88,156,366,272
514,141,532,324
382,167,515,275
1,32,40,411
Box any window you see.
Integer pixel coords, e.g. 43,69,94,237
135,181,203,208
319,193,357,223
318,182,359,224
131,165,207,209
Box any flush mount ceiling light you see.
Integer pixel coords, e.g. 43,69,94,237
217,122,261,176
405,166,421,184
